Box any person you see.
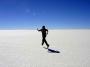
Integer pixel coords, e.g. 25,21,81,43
37,26,49,49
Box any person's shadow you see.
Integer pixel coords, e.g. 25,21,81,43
48,48,60,53
43,47,60,53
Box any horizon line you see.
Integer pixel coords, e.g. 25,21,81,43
0,28,90,30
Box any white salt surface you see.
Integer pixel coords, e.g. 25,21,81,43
0,30,90,67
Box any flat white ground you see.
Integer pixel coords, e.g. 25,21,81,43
0,30,90,67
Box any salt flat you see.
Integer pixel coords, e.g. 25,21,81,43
0,30,90,67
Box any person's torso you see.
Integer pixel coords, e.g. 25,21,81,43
41,29,47,35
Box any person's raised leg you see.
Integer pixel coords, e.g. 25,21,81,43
45,39,49,48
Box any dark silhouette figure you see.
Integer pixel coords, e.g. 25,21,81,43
37,26,49,49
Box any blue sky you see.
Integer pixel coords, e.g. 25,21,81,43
0,0,90,29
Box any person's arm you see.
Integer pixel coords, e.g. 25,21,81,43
37,28,41,31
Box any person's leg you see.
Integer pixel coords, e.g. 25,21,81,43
42,36,46,46
44,38,49,48
42,38,44,46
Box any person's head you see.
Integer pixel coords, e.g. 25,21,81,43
42,26,45,29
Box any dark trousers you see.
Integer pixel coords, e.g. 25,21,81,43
42,36,49,47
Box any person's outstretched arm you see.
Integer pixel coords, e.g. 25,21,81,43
37,28,41,31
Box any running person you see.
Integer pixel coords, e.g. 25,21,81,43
37,26,49,49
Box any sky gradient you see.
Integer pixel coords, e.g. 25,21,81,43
0,0,90,29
